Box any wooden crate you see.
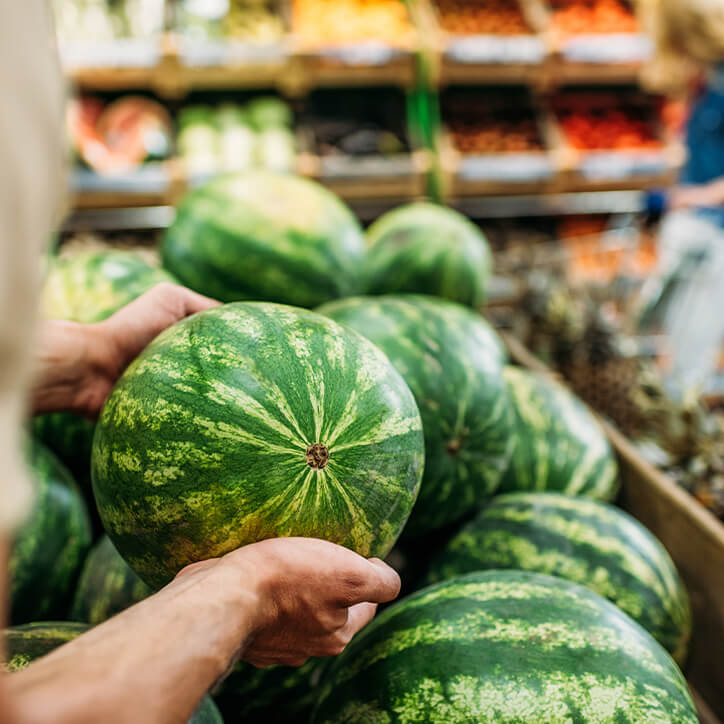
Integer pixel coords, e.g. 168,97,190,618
503,333,724,724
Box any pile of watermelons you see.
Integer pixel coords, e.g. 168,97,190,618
7,171,697,723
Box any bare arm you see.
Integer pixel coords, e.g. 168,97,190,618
8,538,400,724
31,283,218,418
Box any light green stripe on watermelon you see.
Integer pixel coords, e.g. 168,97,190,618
34,248,177,486
426,492,691,664
312,571,697,724
40,248,176,324
70,535,152,625
318,295,512,537
92,303,424,588
10,441,92,625
363,203,492,307
3,622,221,723
161,172,365,307
501,366,619,500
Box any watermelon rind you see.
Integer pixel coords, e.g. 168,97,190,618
500,366,619,500
319,294,513,537
426,492,692,665
161,171,365,307
10,441,92,624
92,302,424,588
363,202,492,307
312,570,697,723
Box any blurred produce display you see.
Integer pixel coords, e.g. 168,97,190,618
493,250,724,521
292,0,413,48
550,0,638,35
437,0,532,35
67,95,172,174
54,0,165,44
554,92,662,151
444,90,545,153
178,96,295,175
176,0,285,42
303,88,409,158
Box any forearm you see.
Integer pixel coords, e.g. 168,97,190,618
8,562,259,724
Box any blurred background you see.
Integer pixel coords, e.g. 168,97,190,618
52,0,723,520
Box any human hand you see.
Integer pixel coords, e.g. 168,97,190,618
176,538,401,669
33,283,218,418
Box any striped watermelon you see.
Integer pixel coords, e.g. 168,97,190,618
70,536,152,625
10,441,92,624
34,248,176,485
318,295,513,537
3,622,222,723
215,659,325,723
501,366,618,500
161,172,365,307
364,203,492,307
3,622,88,672
426,492,692,664
92,303,424,588
312,571,697,723
39,248,175,324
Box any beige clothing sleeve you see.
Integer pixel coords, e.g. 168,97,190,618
0,2,67,531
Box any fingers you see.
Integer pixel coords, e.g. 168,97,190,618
168,284,220,317
336,557,401,607
340,601,378,638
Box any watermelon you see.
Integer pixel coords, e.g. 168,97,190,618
215,659,325,723
10,441,92,624
3,622,88,672
500,366,619,500
312,570,697,723
70,536,152,625
318,295,513,537
34,248,176,485
3,622,221,723
40,247,176,324
363,203,492,307
426,492,692,665
92,303,424,588
161,172,365,307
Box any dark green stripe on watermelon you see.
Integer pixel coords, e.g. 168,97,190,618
161,172,365,307
312,570,697,723
92,302,424,588
215,659,326,723
426,492,692,665
363,202,492,307
319,295,513,537
501,366,619,500
70,535,152,625
10,441,92,624
3,622,221,723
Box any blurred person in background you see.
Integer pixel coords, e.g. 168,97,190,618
0,4,399,723
638,0,724,395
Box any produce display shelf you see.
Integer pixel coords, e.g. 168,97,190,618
503,333,724,723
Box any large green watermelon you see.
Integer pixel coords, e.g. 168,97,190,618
363,203,492,307
40,248,176,324
10,441,92,624
34,248,176,486
92,303,424,588
3,622,222,723
312,571,697,723
70,535,152,625
501,366,619,499
161,172,365,307
215,659,325,723
319,295,513,537
426,492,692,665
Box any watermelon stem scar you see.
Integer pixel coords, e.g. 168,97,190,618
306,443,330,470
446,439,461,456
